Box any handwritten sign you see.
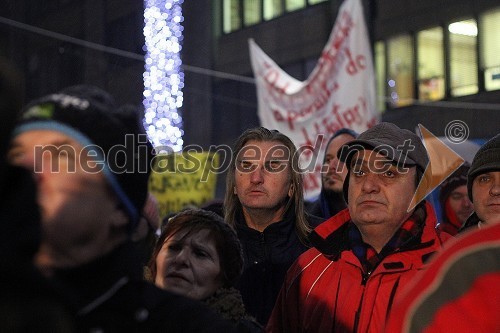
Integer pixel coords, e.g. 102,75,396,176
149,152,219,219
249,0,379,199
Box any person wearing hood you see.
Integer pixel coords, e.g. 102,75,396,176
306,128,358,219
437,163,473,235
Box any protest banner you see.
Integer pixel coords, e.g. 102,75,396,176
149,152,219,219
249,0,379,199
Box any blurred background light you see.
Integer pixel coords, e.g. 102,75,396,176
143,0,184,151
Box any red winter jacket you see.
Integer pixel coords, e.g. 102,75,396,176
267,201,451,333
385,223,500,333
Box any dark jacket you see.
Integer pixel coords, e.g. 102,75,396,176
51,242,236,333
1,264,76,332
458,212,481,233
0,166,75,332
305,189,347,219
234,209,323,325
267,202,452,333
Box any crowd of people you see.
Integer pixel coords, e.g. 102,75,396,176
1,74,498,332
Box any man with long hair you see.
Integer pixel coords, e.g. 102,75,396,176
224,127,322,325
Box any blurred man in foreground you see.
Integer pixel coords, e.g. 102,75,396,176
9,85,235,332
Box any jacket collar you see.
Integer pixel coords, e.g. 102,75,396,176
309,201,440,258
459,212,481,232
235,207,296,239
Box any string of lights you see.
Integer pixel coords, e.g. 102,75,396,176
143,0,185,150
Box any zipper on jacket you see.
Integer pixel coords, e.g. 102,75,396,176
354,270,371,332
260,232,267,262
361,270,372,285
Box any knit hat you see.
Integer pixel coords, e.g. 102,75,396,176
338,122,429,202
13,85,153,228
439,163,470,208
467,133,500,201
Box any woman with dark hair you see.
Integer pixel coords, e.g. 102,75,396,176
147,209,262,332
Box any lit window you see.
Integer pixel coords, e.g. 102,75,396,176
449,19,478,96
223,0,241,33
387,34,414,107
375,41,386,112
244,0,261,26
308,0,327,4
286,0,306,12
264,0,283,21
480,7,500,91
417,27,445,101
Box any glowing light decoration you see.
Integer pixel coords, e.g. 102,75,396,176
143,0,184,150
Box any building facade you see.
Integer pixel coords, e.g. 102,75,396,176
1,0,499,197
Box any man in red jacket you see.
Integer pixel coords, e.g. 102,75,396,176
267,123,451,333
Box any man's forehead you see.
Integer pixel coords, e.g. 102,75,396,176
351,149,393,164
327,134,355,153
241,140,289,159
13,129,83,149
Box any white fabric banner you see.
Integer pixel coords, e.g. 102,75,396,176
249,0,379,200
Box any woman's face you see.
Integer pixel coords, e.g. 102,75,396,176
154,228,222,300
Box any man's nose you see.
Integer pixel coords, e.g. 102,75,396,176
361,173,380,193
327,158,337,171
250,166,264,184
490,179,500,196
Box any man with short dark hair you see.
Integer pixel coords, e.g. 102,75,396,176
306,128,358,219
437,164,473,235
267,122,451,333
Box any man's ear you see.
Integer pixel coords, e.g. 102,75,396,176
288,183,294,197
234,186,237,194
